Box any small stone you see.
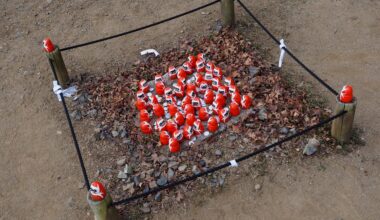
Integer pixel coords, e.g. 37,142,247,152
123,182,134,191
124,164,133,175
248,66,259,77
192,165,200,175
258,108,268,121
156,175,168,186
303,143,318,156
219,176,225,186
111,130,119,137
279,127,289,134
199,159,206,167
336,145,343,150
215,149,223,156
245,123,254,128
243,138,250,143
289,128,297,135
117,171,127,179
178,164,187,172
228,135,238,141
255,184,261,190
308,138,320,147
140,203,151,214
70,110,82,120
87,109,97,118
168,168,175,180
116,157,126,166
168,161,179,168
154,192,162,202
120,130,127,138
133,176,141,186
149,181,157,189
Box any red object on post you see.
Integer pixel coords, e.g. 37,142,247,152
183,61,193,75
196,59,205,73
188,55,197,69
197,53,205,61
43,38,55,53
155,117,167,132
183,124,193,140
211,77,221,90
199,81,209,94
173,129,184,142
184,104,195,116
168,66,177,80
194,73,204,86
213,67,222,78
339,85,353,103
160,131,170,145
205,62,214,73
177,68,187,79
90,181,106,201
215,93,226,107
231,92,241,105
139,80,149,93
218,107,230,123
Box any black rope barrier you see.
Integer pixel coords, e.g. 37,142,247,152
111,110,346,206
60,0,221,52
48,59,91,191
237,0,339,96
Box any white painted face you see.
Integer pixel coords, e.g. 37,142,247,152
200,83,208,90
155,75,163,83
137,91,145,99
157,118,167,129
205,72,213,80
192,98,200,107
140,80,148,88
183,62,191,72
196,61,205,69
174,130,183,140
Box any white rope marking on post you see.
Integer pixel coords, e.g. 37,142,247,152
52,80,77,102
278,39,286,68
229,159,238,167
140,49,160,57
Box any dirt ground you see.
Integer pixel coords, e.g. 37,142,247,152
1,0,379,219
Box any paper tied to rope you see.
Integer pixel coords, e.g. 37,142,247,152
52,80,77,101
229,159,238,167
140,49,160,57
278,39,286,68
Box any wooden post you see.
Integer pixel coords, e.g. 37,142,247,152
221,0,235,27
331,96,357,144
46,45,70,88
87,192,123,220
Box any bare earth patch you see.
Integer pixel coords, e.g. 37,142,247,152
70,30,335,218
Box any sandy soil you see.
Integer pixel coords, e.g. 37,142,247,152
1,0,379,219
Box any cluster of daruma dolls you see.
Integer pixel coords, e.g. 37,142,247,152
135,53,252,153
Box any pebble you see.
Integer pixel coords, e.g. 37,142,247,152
116,157,126,166
215,149,223,156
303,141,319,156
279,127,289,134
111,130,119,137
258,108,268,121
117,171,127,179
255,184,261,191
199,159,206,167
219,175,225,186
243,138,250,143
178,164,187,172
120,130,127,138
168,168,175,180
168,161,179,168
87,109,97,118
192,165,200,175
245,123,255,128
336,145,343,150
248,66,259,77
228,135,238,141
133,175,141,186
140,203,151,214
154,192,162,202
289,128,297,135
70,110,82,120
156,175,168,186
149,181,157,189
124,164,133,175
123,182,134,191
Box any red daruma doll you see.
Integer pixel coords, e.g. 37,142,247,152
43,38,55,53
169,138,180,153
196,59,205,73
193,119,205,135
166,119,178,134
160,131,170,145
188,55,197,69
139,80,149,93
199,107,210,121
173,129,184,142
207,116,219,132
230,102,240,117
90,181,106,201
241,95,252,109
340,85,353,103
183,124,194,140
140,121,153,134
174,112,185,126
186,113,196,126
168,66,177,80
218,107,230,123
204,89,214,105
153,104,165,117
168,103,178,117
139,109,150,122
155,81,165,96
135,99,147,111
